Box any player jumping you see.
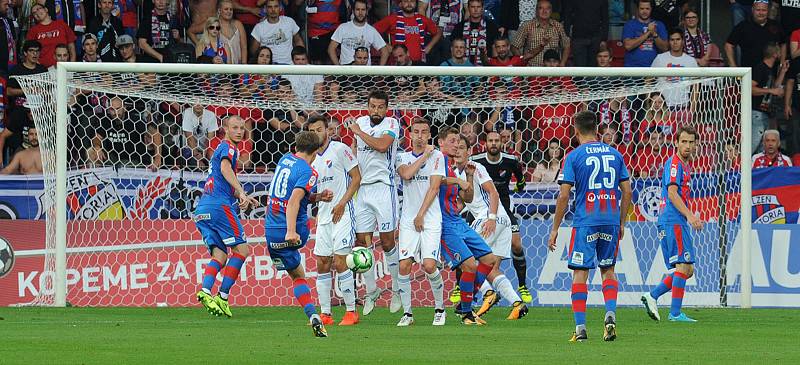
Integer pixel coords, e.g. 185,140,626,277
395,117,447,326
453,135,528,320
265,131,333,337
348,90,401,315
549,111,633,342
195,115,260,318
641,126,703,323
307,115,362,326
469,131,531,303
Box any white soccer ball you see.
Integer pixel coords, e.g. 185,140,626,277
346,247,374,274
0,237,13,277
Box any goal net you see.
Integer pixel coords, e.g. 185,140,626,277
13,64,750,308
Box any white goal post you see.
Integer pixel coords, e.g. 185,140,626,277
21,63,753,308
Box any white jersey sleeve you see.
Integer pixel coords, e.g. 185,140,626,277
399,150,443,228
459,162,509,220
312,141,358,225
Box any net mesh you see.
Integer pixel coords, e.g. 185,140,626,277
14,68,743,308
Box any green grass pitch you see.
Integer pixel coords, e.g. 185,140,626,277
2,306,798,364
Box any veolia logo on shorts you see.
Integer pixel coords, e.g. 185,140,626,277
0,236,15,278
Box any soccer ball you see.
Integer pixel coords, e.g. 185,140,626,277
346,247,374,274
0,237,14,278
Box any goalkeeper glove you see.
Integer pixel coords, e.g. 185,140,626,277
515,179,526,193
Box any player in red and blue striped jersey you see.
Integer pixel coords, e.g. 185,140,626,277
265,131,334,337
641,126,703,323
549,111,633,342
194,116,260,318
438,127,497,325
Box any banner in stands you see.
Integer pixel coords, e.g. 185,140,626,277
751,167,800,224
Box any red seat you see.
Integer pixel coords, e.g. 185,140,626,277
707,43,725,67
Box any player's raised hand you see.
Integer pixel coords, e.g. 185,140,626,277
285,231,301,245
332,203,345,224
238,191,259,210
348,121,362,135
481,219,496,238
688,215,703,231
423,145,435,159
319,189,334,202
465,162,476,176
413,214,425,232
547,229,558,252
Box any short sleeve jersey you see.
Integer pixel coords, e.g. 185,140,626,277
397,149,445,226
311,141,359,225
558,141,630,227
265,153,318,230
456,162,510,221
354,115,399,185
657,155,691,226
198,140,239,207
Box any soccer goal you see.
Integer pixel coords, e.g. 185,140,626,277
13,63,754,308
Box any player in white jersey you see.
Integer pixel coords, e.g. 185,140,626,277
307,115,362,327
454,135,528,320
348,90,402,315
394,117,447,326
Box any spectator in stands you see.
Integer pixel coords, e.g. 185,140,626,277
387,44,426,101
87,0,123,62
777,0,800,44
195,17,232,64
600,124,620,147
531,138,562,183
595,96,634,144
187,0,223,46
485,79,523,153
638,92,675,138
460,120,484,154
117,34,145,63
50,44,70,69
88,96,163,171
498,127,519,156
622,0,667,67
81,33,101,62
374,0,441,65
307,0,344,64
595,46,612,67
730,0,753,28
562,0,608,67
27,3,76,68
512,0,570,67
0,106,34,164
0,126,41,174
752,42,788,153
451,0,500,66
651,28,698,115
419,0,463,64
242,46,282,100
725,0,784,68
439,38,478,97
284,46,324,104
328,0,389,66
791,26,800,60
7,41,47,116
44,0,87,46
111,0,138,37
488,37,531,66
216,0,248,64
784,53,800,153
181,104,219,168
137,0,181,63
1,0,18,76
725,141,742,171
233,0,263,37
633,126,673,177
650,0,689,29
682,8,710,66
753,129,793,167
250,0,303,65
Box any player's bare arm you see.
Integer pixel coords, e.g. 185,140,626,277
285,187,307,243
332,167,361,224
619,180,633,240
480,179,500,238
414,174,442,232
458,163,476,203
667,185,702,230
220,158,259,210
397,145,434,180
309,189,334,204
349,122,395,153
548,183,573,251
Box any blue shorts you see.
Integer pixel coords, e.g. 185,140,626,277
265,227,310,271
194,204,247,254
567,225,620,270
658,224,695,268
440,220,492,269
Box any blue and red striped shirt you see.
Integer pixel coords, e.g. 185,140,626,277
439,156,463,224
658,155,691,226
265,153,318,230
198,140,239,207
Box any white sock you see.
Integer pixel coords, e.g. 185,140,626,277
492,274,522,303
398,273,412,314
316,272,332,314
426,269,444,310
363,261,377,293
337,270,356,312
478,280,492,298
385,246,399,292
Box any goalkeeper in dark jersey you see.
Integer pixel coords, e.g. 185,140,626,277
465,131,531,303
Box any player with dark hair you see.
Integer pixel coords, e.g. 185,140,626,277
641,125,702,323
265,130,334,337
549,110,633,342
195,116,260,318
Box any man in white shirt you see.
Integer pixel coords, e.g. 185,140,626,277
650,28,699,111
250,0,305,65
181,104,218,167
283,47,325,104
328,0,389,65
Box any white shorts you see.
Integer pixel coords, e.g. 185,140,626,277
354,183,398,233
471,218,512,259
398,222,441,263
313,220,355,257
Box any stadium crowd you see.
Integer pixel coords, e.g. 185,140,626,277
1,0,799,178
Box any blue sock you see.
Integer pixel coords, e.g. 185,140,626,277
650,273,674,300
219,252,245,299
202,258,223,293
293,278,317,319
459,271,476,313
670,272,688,317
